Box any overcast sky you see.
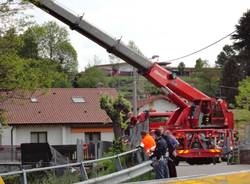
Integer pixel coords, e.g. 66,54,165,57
28,0,250,72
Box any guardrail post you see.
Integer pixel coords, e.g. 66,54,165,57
115,156,123,171
79,161,88,181
22,170,27,184
136,149,143,164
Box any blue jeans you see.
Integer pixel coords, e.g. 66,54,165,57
152,158,169,179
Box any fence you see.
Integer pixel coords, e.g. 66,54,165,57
77,141,112,162
130,120,149,149
0,146,21,162
0,148,148,184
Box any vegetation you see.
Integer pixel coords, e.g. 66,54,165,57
236,77,250,109
194,58,209,73
0,54,71,91
232,108,250,140
19,21,78,83
216,10,250,104
76,66,107,88
0,1,77,125
180,66,220,97
3,171,79,184
0,0,33,36
100,94,131,146
177,62,185,76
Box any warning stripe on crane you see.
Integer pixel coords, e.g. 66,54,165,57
164,170,250,184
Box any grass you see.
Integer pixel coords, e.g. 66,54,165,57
232,108,250,139
232,108,250,126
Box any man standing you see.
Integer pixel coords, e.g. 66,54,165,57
140,131,156,156
150,129,169,179
162,130,179,177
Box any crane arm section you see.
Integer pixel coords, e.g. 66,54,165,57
30,0,209,108
146,63,210,101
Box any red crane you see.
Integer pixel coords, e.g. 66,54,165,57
29,0,238,164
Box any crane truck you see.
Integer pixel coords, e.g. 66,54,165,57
29,0,238,165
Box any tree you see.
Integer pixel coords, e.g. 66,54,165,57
236,77,250,109
232,10,250,76
0,53,71,92
194,58,208,73
197,68,220,97
215,45,236,68
0,2,72,126
232,10,250,51
181,68,220,97
0,0,33,36
76,65,107,88
0,28,23,55
220,57,242,103
19,25,44,59
177,62,185,76
216,10,250,104
20,21,78,74
100,94,131,151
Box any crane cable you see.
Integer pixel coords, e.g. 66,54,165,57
166,30,236,62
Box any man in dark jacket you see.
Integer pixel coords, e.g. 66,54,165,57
150,129,169,179
162,130,179,177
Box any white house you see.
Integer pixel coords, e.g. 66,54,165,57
0,88,117,146
138,95,177,113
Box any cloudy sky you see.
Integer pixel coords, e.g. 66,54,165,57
28,0,250,71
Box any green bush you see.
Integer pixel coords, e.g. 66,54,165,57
3,170,79,184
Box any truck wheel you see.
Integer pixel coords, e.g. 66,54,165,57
186,159,195,165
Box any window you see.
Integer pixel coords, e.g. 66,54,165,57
149,116,168,123
72,96,85,103
30,97,38,103
85,132,100,142
31,132,47,143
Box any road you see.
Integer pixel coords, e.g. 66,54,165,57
126,162,250,184
177,162,250,177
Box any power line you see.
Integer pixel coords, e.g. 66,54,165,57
166,30,236,62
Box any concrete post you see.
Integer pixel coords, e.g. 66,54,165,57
77,139,83,162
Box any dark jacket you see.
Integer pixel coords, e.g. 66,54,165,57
162,135,174,159
152,136,168,160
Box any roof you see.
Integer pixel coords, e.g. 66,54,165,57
137,95,172,108
0,88,117,125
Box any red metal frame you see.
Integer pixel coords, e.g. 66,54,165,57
146,106,237,161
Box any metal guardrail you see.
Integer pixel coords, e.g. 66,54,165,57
0,148,150,184
77,160,153,184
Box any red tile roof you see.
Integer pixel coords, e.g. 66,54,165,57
1,88,117,125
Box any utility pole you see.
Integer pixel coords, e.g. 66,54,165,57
132,67,138,115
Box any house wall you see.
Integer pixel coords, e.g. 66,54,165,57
1,125,114,146
1,127,12,145
139,99,177,113
101,132,114,141
64,127,85,144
